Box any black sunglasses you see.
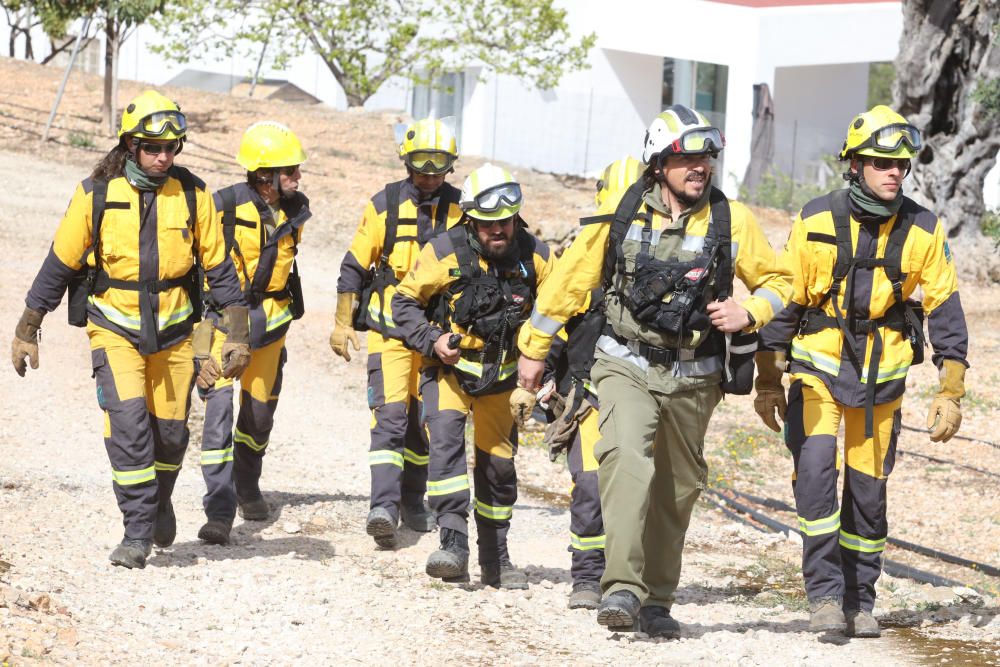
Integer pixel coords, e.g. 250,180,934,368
139,140,181,155
870,157,910,172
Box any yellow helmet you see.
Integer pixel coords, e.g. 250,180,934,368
398,118,458,174
595,155,642,208
839,105,921,160
642,105,724,164
119,90,186,140
460,164,522,222
236,121,308,172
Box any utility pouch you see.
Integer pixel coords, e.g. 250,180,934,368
186,266,203,323
287,262,305,320
721,330,758,395
904,299,926,366
566,306,606,383
67,268,95,327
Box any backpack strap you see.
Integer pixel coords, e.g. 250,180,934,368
90,178,108,271
447,224,479,279
708,186,733,299
381,181,402,267
603,180,647,291
433,183,460,237
515,225,538,293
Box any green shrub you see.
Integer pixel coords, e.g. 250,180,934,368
68,131,95,149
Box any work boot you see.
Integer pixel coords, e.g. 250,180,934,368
639,605,682,639
400,499,435,532
568,581,602,610
809,596,847,633
597,589,641,631
425,527,470,582
238,496,270,521
845,609,881,638
109,538,152,569
153,500,176,548
197,519,233,545
366,506,398,549
480,558,529,590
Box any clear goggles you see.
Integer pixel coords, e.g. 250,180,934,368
666,127,725,157
405,150,455,174
858,123,922,154
470,182,522,213
136,110,187,137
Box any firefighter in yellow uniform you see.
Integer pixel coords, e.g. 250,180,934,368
537,157,643,610
753,105,969,638
331,118,464,548
391,164,554,588
10,90,249,569
517,106,790,637
192,122,311,544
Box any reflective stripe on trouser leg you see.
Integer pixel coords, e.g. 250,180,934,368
199,382,237,522
421,365,472,534
233,336,287,501
786,375,845,603
146,335,194,511
840,395,901,612
591,356,718,606
470,388,518,564
568,409,605,585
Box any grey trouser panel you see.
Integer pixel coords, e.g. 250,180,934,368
420,365,519,564
232,346,287,501
198,381,237,522
592,357,720,607
92,346,193,542
367,350,429,520
567,425,605,585
785,378,901,612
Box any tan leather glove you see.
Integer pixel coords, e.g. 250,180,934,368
927,359,965,443
11,307,43,377
330,292,361,361
221,306,251,379
510,387,537,428
753,350,787,432
192,320,221,390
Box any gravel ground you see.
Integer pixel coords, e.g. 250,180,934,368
2,57,1000,665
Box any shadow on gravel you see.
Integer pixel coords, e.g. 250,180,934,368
149,536,337,567
678,618,812,637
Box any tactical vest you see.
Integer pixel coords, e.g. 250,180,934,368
66,166,202,338
354,180,460,334
432,223,538,396
796,188,926,436
214,185,306,320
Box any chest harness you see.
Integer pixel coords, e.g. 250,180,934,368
796,188,925,436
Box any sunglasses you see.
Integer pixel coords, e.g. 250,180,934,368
279,164,300,176
139,140,181,155
474,216,515,229
870,157,910,172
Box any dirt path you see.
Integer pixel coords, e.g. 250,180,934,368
1,133,999,663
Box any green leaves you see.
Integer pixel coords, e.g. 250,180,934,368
154,0,595,107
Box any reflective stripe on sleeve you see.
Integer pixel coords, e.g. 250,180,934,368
753,287,785,317
530,309,564,336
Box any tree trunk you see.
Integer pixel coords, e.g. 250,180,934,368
895,0,1000,281
103,16,117,137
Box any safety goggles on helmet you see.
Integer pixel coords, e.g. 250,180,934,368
856,123,921,155
404,150,455,175
469,182,522,213
663,127,725,158
132,110,187,138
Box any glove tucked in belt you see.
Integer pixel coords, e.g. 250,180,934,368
927,358,965,443
221,305,251,379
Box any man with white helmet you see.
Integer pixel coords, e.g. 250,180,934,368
391,164,554,588
192,121,311,543
516,105,790,636
753,105,968,637
332,118,464,549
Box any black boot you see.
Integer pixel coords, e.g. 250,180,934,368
197,518,233,545
366,507,399,549
597,590,641,631
480,558,529,590
425,528,470,582
153,499,176,548
639,605,681,639
400,498,435,532
109,538,152,569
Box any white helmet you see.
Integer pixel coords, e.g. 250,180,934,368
460,163,522,222
642,105,725,164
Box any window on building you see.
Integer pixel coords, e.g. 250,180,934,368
411,71,464,139
662,57,728,130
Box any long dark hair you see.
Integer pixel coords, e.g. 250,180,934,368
90,141,130,182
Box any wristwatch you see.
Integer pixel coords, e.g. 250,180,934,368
745,310,756,328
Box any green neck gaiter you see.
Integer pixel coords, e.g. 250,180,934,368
848,179,902,218
124,159,168,192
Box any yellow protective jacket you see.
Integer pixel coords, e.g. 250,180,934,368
759,191,968,407
25,168,244,354
391,224,554,394
337,178,463,351
208,182,310,349
517,183,790,394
